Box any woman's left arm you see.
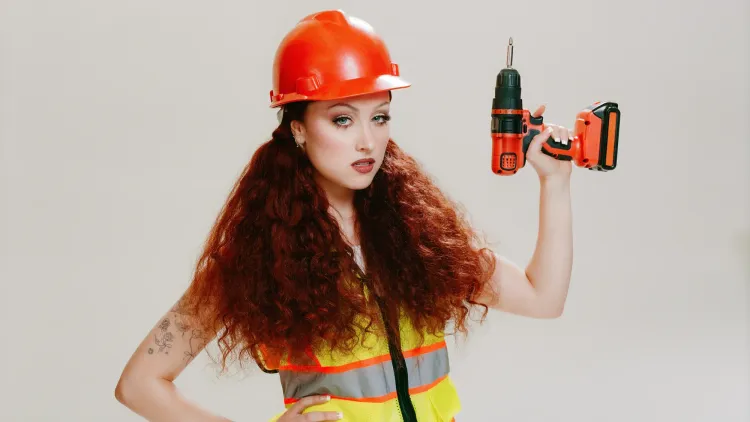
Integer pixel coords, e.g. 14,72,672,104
476,105,574,319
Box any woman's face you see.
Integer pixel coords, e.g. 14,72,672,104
291,91,392,193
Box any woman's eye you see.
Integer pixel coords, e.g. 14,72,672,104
333,114,390,127
333,116,352,127
374,114,391,124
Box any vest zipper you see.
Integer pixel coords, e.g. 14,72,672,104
386,331,418,422
376,297,418,422
352,253,418,421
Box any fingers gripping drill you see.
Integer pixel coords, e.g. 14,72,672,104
491,38,622,175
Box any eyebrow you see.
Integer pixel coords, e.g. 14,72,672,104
328,101,390,111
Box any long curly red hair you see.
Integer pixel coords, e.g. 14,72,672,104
180,100,497,373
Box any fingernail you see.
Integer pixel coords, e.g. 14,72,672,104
337,412,344,419
326,395,332,401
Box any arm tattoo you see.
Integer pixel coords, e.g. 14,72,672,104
153,318,175,355
182,328,207,361
148,298,208,363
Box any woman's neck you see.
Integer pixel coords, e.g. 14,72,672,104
315,173,355,218
314,173,359,246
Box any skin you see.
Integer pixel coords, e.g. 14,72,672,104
114,92,574,421
289,91,393,246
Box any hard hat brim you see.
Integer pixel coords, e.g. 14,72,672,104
270,74,411,108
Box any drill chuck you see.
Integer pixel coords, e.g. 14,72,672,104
493,37,522,110
493,68,522,110
492,38,524,136
491,67,524,136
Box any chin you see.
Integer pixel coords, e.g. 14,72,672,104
343,164,381,190
316,165,380,192
347,177,375,191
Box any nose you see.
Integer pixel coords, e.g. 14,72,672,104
356,123,375,152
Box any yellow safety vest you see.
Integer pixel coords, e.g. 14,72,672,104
264,258,462,421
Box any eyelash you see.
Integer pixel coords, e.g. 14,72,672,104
332,114,391,128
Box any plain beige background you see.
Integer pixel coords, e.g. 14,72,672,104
1,0,748,420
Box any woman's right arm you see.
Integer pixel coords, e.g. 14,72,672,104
115,293,342,422
114,294,230,422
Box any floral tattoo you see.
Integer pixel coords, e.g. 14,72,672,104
148,297,208,363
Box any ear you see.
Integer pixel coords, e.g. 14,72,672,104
290,120,306,145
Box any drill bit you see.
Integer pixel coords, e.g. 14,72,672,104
506,37,514,68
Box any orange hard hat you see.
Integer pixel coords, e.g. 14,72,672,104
269,9,411,108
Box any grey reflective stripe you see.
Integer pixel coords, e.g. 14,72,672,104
279,345,450,401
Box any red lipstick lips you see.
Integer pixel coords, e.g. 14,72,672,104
352,158,375,174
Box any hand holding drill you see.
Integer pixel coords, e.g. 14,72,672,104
524,104,574,181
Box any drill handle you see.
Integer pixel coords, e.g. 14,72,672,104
522,113,577,162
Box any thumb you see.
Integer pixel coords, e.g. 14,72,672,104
529,126,554,156
531,104,546,118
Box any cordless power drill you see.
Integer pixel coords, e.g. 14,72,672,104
491,38,621,175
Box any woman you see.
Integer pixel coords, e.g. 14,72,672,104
114,9,573,422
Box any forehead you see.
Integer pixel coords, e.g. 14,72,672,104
310,91,391,113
